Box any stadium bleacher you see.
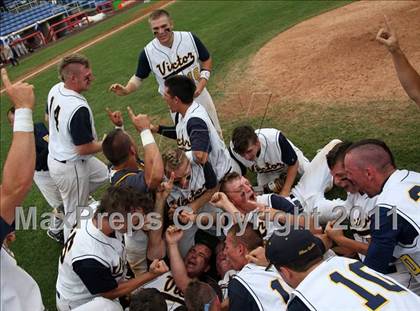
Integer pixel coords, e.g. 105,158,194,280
0,0,108,37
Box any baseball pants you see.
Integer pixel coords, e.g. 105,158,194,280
48,155,108,240
57,295,122,311
194,87,223,138
33,170,64,233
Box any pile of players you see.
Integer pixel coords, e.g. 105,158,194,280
1,9,420,311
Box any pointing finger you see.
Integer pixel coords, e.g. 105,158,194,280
1,68,12,89
127,106,135,119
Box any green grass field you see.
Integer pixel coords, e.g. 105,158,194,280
1,1,419,310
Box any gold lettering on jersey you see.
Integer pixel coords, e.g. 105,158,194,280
298,243,316,256
174,187,207,206
251,163,286,173
177,136,192,151
163,275,184,298
400,254,420,276
156,53,196,77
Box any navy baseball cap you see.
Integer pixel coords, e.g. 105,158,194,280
265,227,322,268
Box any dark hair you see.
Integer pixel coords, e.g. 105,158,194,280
149,9,171,22
276,256,323,273
58,53,90,81
326,141,352,169
346,139,396,168
219,171,241,193
228,223,263,252
129,288,167,311
164,75,196,104
184,280,217,311
231,125,258,155
96,186,154,216
102,129,132,166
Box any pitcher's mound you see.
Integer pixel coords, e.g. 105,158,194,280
228,1,420,107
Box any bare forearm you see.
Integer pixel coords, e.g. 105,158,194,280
76,141,102,155
1,131,35,223
143,142,164,190
334,236,369,255
125,78,141,94
147,198,166,260
101,272,158,300
281,162,298,195
167,243,191,292
391,48,420,105
190,187,218,213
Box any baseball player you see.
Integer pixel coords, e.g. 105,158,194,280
163,149,220,256
0,68,44,311
153,75,231,182
325,141,377,260
109,9,222,136
102,108,165,276
225,223,292,311
345,139,420,295
47,53,108,240
140,226,222,310
230,126,310,197
266,228,420,311
56,186,168,310
7,106,64,243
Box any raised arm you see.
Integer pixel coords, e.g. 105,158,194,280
127,106,164,189
165,226,192,293
0,68,36,226
376,16,420,107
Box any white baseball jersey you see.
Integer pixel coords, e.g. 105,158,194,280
230,128,309,187
344,192,376,260
141,271,184,310
219,269,237,300
291,256,420,311
47,82,97,161
176,102,231,181
167,161,207,208
144,31,202,95
375,170,420,282
1,247,44,311
233,263,292,311
56,213,127,307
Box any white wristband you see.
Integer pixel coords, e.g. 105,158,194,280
140,129,155,146
200,70,211,81
13,108,34,132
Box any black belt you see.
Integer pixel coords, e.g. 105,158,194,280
55,158,85,164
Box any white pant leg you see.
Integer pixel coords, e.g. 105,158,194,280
33,170,63,208
292,139,342,213
195,87,223,137
86,157,108,194
72,297,123,311
48,156,107,240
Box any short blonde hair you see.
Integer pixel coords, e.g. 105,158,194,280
58,53,90,81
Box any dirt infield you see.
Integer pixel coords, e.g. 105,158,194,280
0,0,173,94
225,1,420,108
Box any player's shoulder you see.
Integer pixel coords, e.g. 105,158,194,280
256,128,281,141
379,169,419,202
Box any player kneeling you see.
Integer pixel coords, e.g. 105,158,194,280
56,186,168,311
